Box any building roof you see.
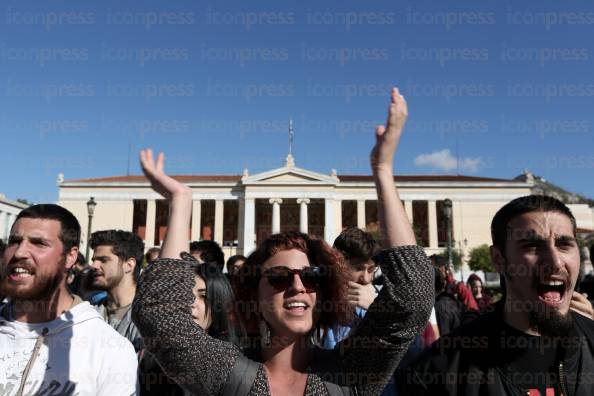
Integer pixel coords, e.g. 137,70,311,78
0,194,30,209
339,175,513,183
65,175,242,183
64,173,515,185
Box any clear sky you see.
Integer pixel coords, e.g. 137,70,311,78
1,0,593,203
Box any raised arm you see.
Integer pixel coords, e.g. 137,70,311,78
370,87,416,247
139,149,192,258
133,150,241,394
338,88,434,395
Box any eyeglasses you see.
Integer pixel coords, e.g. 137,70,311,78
261,266,324,292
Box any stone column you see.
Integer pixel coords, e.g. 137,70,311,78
296,198,310,234
324,199,335,244
356,200,366,229
191,200,201,241
269,198,282,234
145,200,156,247
214,200,224,245
404,200,413,224
121,201,134,232
5,213,13,241
0,211,5,241
241,198,256,254
428,200,438,249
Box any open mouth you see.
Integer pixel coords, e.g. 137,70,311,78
536,280,567,306
8,266,34,281
283,301,310,313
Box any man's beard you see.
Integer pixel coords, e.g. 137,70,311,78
0,257,66,302
92,267,124,291
529,304,574,337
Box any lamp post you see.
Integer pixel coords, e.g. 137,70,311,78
442,198,453,271
458,238,468,280
85,197,97,263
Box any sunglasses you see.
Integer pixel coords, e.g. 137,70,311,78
261,266,324,292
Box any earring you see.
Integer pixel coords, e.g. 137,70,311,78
259,320,271,347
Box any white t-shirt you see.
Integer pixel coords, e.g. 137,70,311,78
0,300,138,395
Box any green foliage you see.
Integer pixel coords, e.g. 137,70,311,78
468,244,495,273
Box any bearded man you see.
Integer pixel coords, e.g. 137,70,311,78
89,229,144,352
0,204,138,395
399,195,594,396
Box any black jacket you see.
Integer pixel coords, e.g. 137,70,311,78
434,293,462,337
397,304,594,396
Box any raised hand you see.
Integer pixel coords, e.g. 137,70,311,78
370,87,408,174
371,87,415,247
347,281,377,310
139,149,192,259
140,149,191,199
570,291,594,320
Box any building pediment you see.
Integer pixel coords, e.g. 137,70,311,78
242,166,339,186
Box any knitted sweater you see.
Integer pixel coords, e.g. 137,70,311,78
132,245,434,396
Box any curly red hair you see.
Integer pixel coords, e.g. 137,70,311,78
233,231,352,338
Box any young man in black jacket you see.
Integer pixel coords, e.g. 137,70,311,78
399,195,594,396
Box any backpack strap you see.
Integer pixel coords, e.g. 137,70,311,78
222,355,260,396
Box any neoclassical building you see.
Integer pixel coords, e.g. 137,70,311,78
57,155,594,274
0,194,29,242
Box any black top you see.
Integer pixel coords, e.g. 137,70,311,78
398,301,594,396
434,293,461,336
498,322,580,396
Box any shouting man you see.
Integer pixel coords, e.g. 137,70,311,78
0,204,138,395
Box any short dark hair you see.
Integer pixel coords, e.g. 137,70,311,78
16,204,81,253
333,227,380,266
491,194,576,252
89,230,145,283
75,252,86,266
430,254,448,268
144,247,161,264
226,254,246,274
190,240,225,268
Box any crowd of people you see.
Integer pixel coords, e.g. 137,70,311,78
0,88,593,395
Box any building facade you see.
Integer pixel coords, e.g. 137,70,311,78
0,194,29,242
59,156,594,274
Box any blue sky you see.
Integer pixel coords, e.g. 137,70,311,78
1,0,593,203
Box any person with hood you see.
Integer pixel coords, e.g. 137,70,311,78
466,273,493,312
0,204,138,395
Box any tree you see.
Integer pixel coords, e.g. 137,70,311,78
468,244,495,273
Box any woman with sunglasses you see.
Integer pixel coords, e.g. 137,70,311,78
132,87,434,395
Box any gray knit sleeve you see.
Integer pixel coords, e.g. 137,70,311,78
132,257,241,395
338,245,434,396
